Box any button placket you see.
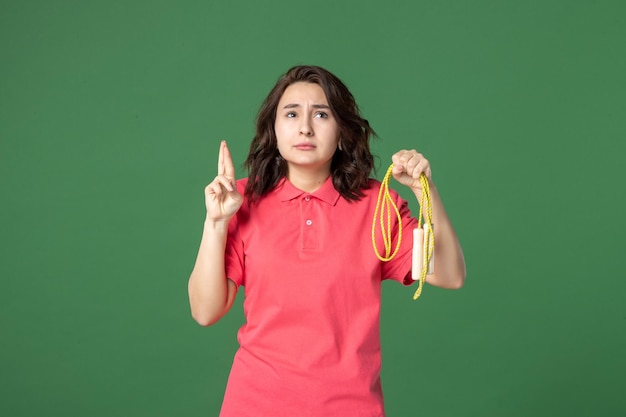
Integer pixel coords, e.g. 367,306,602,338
301,195,316,250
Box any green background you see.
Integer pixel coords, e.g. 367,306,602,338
1,0,624,416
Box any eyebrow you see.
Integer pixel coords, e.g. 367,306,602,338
282,103,330,109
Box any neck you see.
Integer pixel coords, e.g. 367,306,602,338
287,167,331,193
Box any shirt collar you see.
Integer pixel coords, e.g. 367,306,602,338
275,176,341,206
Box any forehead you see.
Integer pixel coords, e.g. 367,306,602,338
278,82,328,105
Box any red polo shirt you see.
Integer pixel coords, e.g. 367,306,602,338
220,176,418,417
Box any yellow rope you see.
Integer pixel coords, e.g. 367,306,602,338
371,164,434,300
412,173,433,300
371,165,403,262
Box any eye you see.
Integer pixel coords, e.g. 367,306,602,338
286,111,296,118
315,111,328,119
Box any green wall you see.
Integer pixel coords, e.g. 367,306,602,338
1,1,624,416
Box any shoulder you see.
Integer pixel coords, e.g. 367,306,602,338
234,178,248,195
366,178,382,190
234,177,280,209
335,178,383,206
360,178,390,198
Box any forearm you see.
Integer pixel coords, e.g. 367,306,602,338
414,185,466,289
188,218,237,326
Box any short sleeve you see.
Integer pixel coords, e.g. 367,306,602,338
224,212,245,288
380,191,419,285
224,180,246,287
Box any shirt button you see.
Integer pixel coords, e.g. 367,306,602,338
305,196,311,201
305,219,312,226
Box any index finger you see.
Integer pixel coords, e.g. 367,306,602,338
222,141,236,179
217,140,225,175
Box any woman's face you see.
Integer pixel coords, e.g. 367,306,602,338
274,82,340,176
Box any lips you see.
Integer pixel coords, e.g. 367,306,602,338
294,143,316,150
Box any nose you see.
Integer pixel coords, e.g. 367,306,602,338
299,117,313,136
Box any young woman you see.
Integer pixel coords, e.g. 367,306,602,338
188,65,466,417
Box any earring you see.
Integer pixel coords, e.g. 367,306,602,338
338,139,343,151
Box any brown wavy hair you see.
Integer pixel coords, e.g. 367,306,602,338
244,65,376,203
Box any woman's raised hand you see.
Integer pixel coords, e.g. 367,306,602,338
204,141,243,222
391,149,433,190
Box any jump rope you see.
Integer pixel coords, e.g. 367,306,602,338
372,164,434,300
